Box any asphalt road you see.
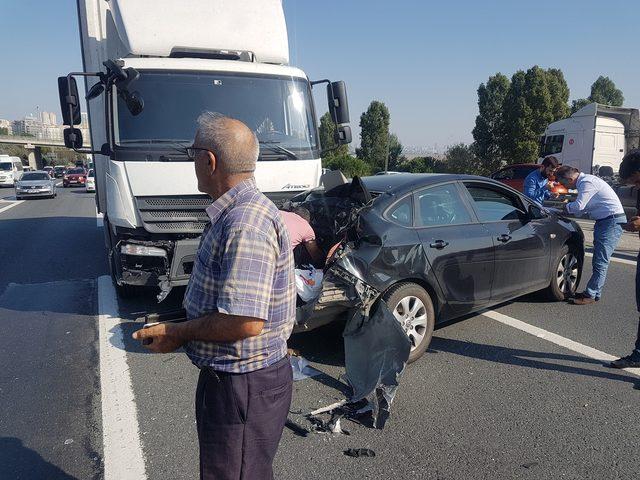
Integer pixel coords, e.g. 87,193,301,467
1,184,639,480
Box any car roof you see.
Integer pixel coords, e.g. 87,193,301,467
24,170,50,175
361,173,505,196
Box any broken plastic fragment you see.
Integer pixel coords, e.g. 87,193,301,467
290,355,322,381
343,448,376,458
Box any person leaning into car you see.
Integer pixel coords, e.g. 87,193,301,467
555,165,626,305
523,155,561,205
610,149,640,374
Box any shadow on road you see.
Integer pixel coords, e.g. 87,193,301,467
0,437,80,480
430,337,639,385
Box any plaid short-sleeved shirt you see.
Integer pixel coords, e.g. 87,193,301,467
183,179,295,373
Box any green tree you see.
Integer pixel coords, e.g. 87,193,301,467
0,127,8,136
396,155,447,173
570,98,591,114
444,144,484,175
571,76,624,113
356,100,390,172
319,112,349,158
0,144,28,160
322,154,371,178
501,66,570,164
472,73,510,172
589,75,624,106
387,133,405,170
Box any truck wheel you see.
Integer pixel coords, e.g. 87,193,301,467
544,245,581,301
382,282,435,364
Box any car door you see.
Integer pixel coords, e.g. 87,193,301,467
462,181,550,302
414,182,494,315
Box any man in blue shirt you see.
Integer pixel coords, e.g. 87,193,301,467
555,165,626,305
523,156,560,205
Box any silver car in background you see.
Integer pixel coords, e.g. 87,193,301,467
15,171,57,200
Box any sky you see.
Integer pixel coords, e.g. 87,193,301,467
1,0,639,150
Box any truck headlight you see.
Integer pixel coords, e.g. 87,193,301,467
121,244,167,257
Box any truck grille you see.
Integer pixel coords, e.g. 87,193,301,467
136,196,211,233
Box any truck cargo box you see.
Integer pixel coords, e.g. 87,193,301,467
108,0,289,64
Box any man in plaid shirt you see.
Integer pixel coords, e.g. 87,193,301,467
133,113,296,480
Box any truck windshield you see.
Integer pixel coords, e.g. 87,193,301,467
0,163,11,171
114,71,318,159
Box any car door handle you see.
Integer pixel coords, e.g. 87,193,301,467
429,240,449,249
497,234,512,243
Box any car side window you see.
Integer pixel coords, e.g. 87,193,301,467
465,185,525,222
415,184,472,227
387,196,413,227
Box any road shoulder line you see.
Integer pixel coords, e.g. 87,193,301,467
483,309,640,378
98,276,147,480
0,200,24,214
584,251,636,266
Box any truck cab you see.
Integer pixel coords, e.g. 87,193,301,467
58,0,352,299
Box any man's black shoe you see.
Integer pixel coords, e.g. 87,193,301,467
609,354,640,369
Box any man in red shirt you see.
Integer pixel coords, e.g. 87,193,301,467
280,207,324,266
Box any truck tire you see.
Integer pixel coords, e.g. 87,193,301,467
382,282,435,364
543,245,581,301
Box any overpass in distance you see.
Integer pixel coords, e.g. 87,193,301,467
0,135,92,169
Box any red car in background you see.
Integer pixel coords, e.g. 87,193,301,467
490,163,567,195
63,167,87,188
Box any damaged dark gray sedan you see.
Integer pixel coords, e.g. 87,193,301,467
293,173,584,363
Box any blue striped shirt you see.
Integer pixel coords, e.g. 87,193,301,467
183,179,295,373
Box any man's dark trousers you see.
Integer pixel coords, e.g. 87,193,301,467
634,252,640,353
196,356,293,480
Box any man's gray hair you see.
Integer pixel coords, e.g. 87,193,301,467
195,112,259,174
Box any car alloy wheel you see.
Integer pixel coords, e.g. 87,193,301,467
556,252,579,295
391,295,428,352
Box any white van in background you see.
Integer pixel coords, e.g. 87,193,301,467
0,156,25,187
540,103,640,175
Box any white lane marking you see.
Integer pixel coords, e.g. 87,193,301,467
96,212,104,228
0,200,25,214
584,251,636,266
483,310,640,377
56,181,62,186
98,276,148,480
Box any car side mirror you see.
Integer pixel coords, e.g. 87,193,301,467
528,204,547,220
58,76,82,126
63,128,83,149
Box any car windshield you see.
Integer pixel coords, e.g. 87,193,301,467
114,71,318,160
54,167,65,171
22,173,49,181
1,163,13,171
88,169,94,177
67,168,84,174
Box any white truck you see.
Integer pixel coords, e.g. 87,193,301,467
57,0,351,299
540,102,640,176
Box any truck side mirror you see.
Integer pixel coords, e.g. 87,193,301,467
58,76,82,126
327,81,350,125
335,125,352,145
63,128,83,149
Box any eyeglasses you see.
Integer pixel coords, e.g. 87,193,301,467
185,146,214,160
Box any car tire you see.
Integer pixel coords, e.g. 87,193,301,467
544,245,581,301
382,282,435,364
